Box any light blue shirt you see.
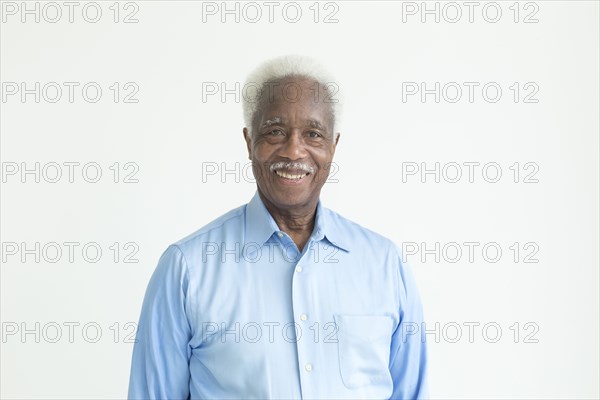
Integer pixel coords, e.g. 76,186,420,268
128,192,428,399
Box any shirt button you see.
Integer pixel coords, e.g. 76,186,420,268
305,363,313,372
300,314,308,321
277,232,284,238
295,266,303,273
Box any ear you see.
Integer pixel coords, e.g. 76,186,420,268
330,132,340,157
243,127,252,160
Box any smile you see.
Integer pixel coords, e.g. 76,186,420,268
274,170,310,181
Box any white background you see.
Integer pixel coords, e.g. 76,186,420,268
1,1,598,398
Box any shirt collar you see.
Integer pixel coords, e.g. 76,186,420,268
244,191,350,252
245,191,281,248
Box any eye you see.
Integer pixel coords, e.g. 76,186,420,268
269,129,284,136
308,131,321,138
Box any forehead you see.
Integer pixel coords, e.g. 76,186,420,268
256,76,334,128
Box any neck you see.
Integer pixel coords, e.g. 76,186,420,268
257,190,319,252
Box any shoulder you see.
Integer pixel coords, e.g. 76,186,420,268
324,206,417,297
167,203,247,255
323,206,398,252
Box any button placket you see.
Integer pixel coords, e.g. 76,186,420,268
291,252,316,396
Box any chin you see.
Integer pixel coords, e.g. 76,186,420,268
271,189,313,207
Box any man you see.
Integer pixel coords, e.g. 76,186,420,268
128,55,428,399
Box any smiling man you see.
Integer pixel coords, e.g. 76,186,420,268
128,55,428,400
243,72,339,253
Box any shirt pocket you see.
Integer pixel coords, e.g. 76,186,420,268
333,314,394,389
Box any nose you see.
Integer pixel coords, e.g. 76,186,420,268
278,129,308,160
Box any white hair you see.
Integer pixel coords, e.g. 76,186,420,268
242,54,342,135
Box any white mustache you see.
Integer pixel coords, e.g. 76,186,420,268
269,161,315,175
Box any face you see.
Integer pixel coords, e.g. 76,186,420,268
243,76,340,212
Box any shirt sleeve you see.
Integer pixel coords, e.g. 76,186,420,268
389,245,429,399
128,244,192,400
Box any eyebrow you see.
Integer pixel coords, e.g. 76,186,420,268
307,119,326,131
260,117,282,129
260,117,328,132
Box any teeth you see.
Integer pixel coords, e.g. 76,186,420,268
275,170,307,180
